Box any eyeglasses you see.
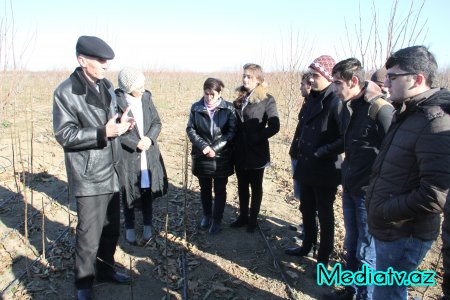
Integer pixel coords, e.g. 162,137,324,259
385,72,416,82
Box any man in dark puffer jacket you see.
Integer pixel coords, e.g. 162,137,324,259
365,46,450,300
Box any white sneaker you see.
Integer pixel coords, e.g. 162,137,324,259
143,225,152,241
126,229,136,244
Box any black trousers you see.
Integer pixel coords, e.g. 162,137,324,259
198,177,228,223
235,168,265,224
123,188,153,229
299,183,337,264
75,192,120,289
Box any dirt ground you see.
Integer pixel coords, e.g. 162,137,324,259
0,71,445,299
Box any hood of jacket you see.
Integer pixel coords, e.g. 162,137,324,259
363,80,385,102
234,84,269,108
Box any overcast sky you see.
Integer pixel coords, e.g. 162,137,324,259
5,0,449,72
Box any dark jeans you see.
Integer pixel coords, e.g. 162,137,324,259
123,188,153,229
198,176,228,223
299,183,337,264
235,168,265,224
343,192,376,299
75,192,120,289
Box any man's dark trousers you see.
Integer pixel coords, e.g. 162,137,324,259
75,192,120,289
300,183,337,264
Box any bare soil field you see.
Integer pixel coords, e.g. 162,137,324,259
0,71,444,299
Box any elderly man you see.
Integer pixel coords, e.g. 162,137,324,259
53,36,134,300
366,46,450,300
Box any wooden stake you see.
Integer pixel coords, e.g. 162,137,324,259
41,197,45,261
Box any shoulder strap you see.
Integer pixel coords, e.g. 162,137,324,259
368,96,390,120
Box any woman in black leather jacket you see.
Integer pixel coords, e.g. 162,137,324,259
186,78,236,234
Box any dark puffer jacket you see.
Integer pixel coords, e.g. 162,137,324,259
116,89,168,208
293,84,344,187
366,88,450,242
341,81,394,196
186,98,236,178
233,85,280,170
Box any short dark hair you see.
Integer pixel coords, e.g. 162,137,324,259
301,71,313,84
243,63,264,83
385,45,437,87
203,77,224,94
332,58,365,88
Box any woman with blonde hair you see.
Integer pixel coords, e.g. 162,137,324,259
231,63,280,232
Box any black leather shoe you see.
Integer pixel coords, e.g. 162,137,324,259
76,288,93,300
199,216,211,230
97,272,131,285
284,246,313,257
322,288,356,300
230,216,248,228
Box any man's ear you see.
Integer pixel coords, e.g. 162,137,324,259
77,55,86,68
415,73,425,86
351,75,359,88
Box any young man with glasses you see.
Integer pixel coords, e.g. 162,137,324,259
365,45,450,300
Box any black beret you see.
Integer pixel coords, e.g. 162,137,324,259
76,36,115,60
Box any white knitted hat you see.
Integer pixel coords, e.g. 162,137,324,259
118,67,145,93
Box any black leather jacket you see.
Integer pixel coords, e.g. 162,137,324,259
186,98,236,177
53,67,122,197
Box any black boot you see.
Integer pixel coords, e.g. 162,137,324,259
246,217,257,233
230,215,248,228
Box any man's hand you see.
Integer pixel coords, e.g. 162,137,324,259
121,107,135,131
106,114,130,137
